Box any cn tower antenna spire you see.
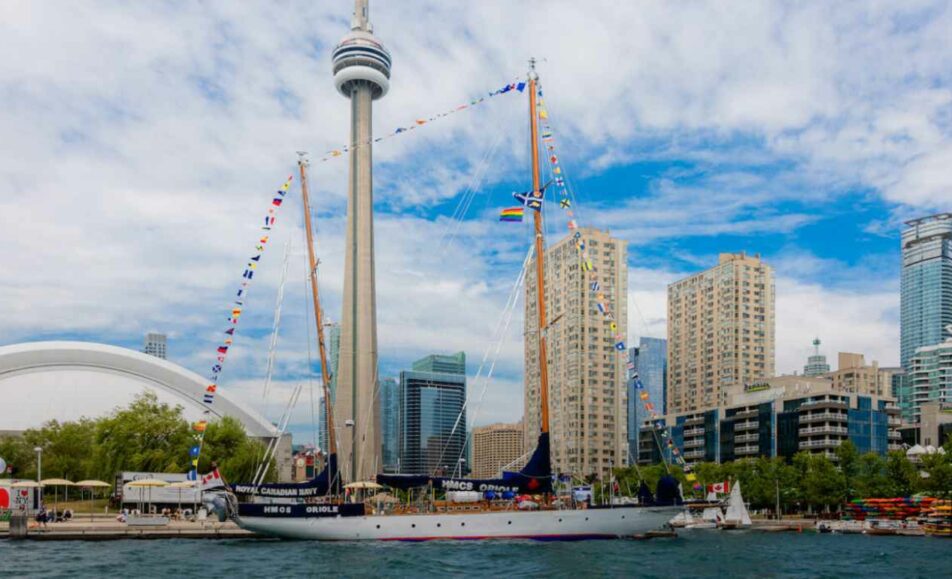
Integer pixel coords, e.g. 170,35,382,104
352,0,370,31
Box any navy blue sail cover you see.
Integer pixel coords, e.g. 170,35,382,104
232,453,339,498
376,433,553,494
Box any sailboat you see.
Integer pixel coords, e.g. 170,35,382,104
719,481,752,530
232,62,683,541
671,491,722,529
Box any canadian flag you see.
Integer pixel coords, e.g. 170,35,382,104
708,481,730,494
201,468,225,490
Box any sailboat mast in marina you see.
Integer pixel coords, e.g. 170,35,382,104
298,155,339,495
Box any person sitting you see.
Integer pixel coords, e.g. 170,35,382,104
62,509,73,521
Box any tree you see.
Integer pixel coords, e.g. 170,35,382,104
21,419,97,482
884,451,918,497
853,453,891,498
93,391,192,477
835,440,860,501
798,453,846,512
199,416,273,482
0,435,34,479
918,452,952,498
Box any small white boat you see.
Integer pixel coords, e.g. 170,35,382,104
719,482,751,529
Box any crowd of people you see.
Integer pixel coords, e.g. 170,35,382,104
33,506,74,527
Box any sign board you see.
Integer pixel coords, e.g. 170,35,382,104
744,382,771,393
0,482,35,512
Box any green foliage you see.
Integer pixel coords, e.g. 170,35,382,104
0,392,274,485
93,391,192,477
630,444,952,513
199,416,273,482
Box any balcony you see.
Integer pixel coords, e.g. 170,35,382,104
683,427,705,436
683,438,705,449
799,399,847,410
733,409,759,419
888,443,903,452
684,416,705,426
684,449,706,460
799,438,844,450
799,425,848,436
735,444,760,456
735,420,759,431
888,430,902,440
888,417,902,427
735,433,759,443
800,412,847,423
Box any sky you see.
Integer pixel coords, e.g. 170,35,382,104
0,0,950,442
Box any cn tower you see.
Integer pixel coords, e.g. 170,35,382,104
331,0,390,482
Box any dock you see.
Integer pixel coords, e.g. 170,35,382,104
1,518,260,541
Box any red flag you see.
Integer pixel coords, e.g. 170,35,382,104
707,481,730,493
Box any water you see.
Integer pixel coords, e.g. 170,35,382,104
2,531,950,578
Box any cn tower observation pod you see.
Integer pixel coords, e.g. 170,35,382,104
332,30,392,99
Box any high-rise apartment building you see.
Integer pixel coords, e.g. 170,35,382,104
524,227,628,479
379,377,400,472
803,338,831,376
627,338,667,463
667,252,775,414
907,328,952,424
901,214,952,369
143,332,167,360
471,422,525,478
398,354,467,476
828,352,888,397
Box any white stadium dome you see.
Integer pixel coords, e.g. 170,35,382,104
0,341,275,437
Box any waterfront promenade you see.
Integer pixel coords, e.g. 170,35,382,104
1,517,257,540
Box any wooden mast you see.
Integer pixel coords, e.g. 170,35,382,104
528,62,550,435
298,154,338,463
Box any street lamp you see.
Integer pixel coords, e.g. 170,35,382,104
455,458,466,478
33,446,43,508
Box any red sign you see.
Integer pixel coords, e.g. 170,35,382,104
0,487,9,509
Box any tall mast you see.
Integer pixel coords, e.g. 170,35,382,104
298,154,338,460
528,61,550,435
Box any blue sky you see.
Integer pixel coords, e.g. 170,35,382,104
0,1,949,441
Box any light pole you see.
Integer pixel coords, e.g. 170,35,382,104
455,458,466,478
33,446,43,509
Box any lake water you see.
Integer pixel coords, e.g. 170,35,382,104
2,530,950,577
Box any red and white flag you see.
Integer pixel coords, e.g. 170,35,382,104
201,468,225,490
708,481,730,494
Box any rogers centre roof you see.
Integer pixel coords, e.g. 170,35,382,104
0,341,276,437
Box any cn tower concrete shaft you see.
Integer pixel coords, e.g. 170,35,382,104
336,82,380,483
331,0,390,483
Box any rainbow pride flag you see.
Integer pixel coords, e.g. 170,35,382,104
499,207,525,222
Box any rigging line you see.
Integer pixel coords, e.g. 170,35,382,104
351,351,383,480
438,127,507,253
436,244,531,474
253,383,303,487
433,244,533,475
263,238,292,404
430,245,531,475
301,228,318,451
451,265,526,472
